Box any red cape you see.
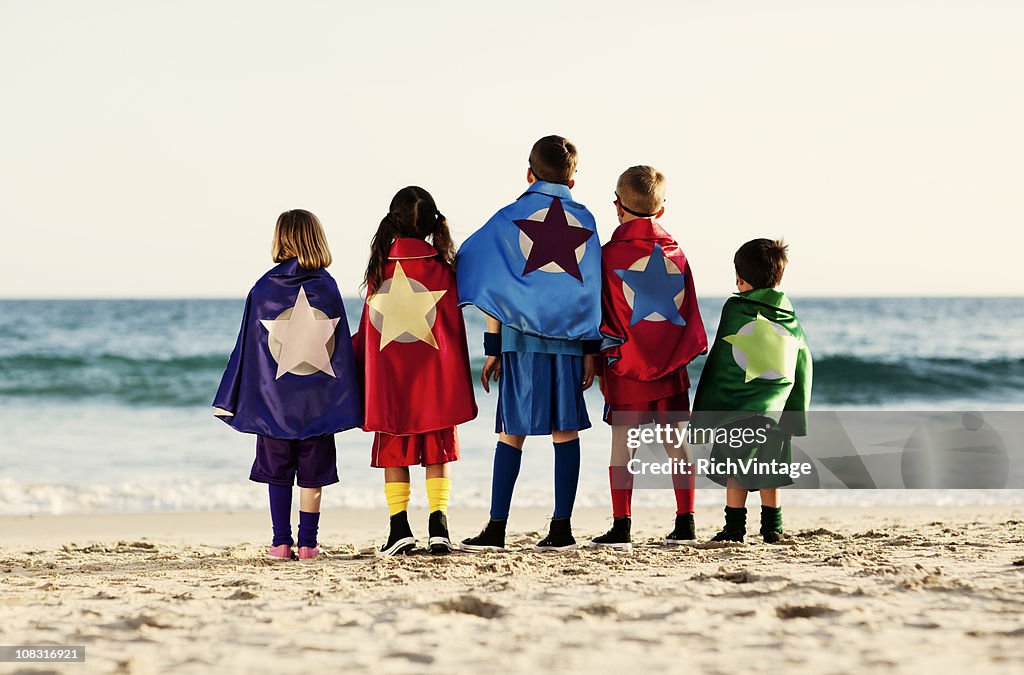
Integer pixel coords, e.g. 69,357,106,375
599,219,707,400
354,238,477,435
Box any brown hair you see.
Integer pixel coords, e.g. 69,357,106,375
616,165,666,217
529,135,578,185
363,186,455,293
272,209,332,270
734,238,789,289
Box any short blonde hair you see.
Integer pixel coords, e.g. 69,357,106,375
616,165,666,217
272,209,332,270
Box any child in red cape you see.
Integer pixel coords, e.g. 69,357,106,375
354,186,477,555
592,166,707,550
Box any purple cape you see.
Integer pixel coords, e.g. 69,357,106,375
213,259,362,439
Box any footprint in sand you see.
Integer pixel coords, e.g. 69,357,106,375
775,604,840,619
434,594,504,619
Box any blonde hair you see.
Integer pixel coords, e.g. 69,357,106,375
616,165,666,217
272,209,332,270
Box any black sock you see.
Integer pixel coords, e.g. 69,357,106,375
724,506,747,532
761,505,783,533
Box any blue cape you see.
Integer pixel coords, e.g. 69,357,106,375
212,259,362,439
456,181,602,340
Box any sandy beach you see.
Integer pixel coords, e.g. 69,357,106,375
1,505,1022,674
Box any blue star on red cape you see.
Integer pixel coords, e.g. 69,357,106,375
514,197,594,282
615,244,687,326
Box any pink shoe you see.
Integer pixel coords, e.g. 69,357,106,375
267,544,295,560
297,544,320,560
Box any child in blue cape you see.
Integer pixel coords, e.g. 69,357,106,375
456,136,602,552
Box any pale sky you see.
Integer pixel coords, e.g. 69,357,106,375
2,0,1022,298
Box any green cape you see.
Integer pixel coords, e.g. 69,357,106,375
692,288,812,436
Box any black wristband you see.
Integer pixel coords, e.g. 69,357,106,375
582,339,603,354
483,332,502,356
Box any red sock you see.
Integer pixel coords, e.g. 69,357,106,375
672,466,695,515
609,466,634,518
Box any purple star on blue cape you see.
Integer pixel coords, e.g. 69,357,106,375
615,244,687,326
515,197,594,282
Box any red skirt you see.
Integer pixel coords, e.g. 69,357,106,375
603,368,690,405
603,389,691,426
371,427,460,468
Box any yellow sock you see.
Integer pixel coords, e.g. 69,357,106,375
384,481,410,516
425,477,451,514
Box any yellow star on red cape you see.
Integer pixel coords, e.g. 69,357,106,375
367,262,446,349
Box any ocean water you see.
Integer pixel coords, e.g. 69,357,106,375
1,297,1022,516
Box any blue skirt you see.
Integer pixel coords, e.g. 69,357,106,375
496,351,591,436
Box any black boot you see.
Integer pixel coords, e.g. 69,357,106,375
380,510,416,556
664,513,697,545
535,517,576,552
711,506,747,543
760,505,784,544
590,517,632,550
459,519,507,552
428,510,453,555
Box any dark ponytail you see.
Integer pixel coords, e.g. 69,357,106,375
430,209,455,267
364,186,454,293
363,213,398,294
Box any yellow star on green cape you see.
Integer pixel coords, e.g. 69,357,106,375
367,262,447,349
723,312,799,383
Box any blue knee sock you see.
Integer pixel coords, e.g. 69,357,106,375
489,441,522,520
553,438,581,519
297,511,320,548
268,484,293,546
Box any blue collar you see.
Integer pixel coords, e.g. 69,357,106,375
521,180,573,201
269,257,326,277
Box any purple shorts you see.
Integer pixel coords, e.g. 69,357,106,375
250,435,339,488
